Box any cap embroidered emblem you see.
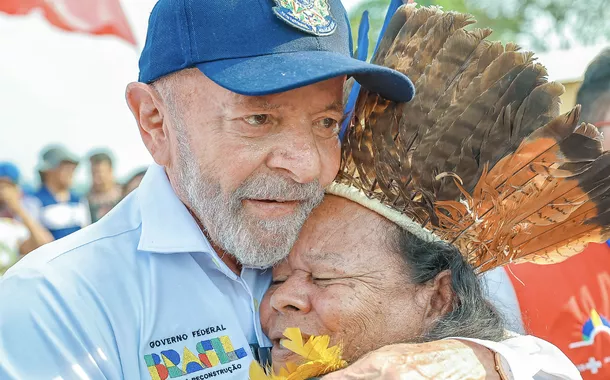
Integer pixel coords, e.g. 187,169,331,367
272,0,337,36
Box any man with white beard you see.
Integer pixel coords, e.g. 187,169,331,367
0,1,579,379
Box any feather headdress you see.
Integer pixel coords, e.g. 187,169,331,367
329,4,610,274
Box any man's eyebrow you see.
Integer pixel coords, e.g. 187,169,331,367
232,98,344,113
235,96,281,110
322,100,345,113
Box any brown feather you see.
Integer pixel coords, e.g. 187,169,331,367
382,6,442,71
371,5,415,65
413,57,538,192
335,6,610,275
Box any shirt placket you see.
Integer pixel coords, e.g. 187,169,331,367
195,252,272,346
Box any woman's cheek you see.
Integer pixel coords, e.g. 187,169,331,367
311,289,348,333
259,292,274,334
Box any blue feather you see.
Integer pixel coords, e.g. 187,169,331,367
340,0,404,141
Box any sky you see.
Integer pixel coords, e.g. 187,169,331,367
0,0,364,187
0,0,605,187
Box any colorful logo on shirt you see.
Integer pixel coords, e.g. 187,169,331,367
145,335,247,379
569,309,610,349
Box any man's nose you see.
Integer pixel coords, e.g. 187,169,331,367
266,122,322,184
269,277,312,314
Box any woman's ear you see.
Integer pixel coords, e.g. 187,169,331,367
422,270,455,326
125,82,171,166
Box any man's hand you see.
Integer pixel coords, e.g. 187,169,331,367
0,182,23,213
322,340,501,380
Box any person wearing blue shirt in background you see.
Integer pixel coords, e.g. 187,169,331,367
31,145,90,240
0,162,53,273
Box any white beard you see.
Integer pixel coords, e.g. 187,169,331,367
173,125,324,267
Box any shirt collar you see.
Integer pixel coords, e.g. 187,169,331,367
137,163,215,255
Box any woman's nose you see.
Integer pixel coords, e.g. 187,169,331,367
269,277,312,314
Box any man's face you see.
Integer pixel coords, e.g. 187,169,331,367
144,70,343,267
91,161,113,190
0,178,16,208
47,161,76,190
260,196,432,370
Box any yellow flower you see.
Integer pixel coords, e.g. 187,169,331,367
249,328,347,380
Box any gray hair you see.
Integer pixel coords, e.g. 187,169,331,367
150,69,199,117
393,228,506,342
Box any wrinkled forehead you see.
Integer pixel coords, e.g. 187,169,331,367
283,194,397,269
165,70,346,110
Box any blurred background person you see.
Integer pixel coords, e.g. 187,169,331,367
0,162,53,274
31,145,90,240
87,150,122,222
484,47,610,379
576,47,610,150
121,168,147,198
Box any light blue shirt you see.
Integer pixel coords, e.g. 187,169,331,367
0,164,272,380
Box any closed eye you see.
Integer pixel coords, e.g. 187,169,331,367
312,277,338,283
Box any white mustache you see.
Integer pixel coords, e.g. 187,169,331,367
233,174,324,204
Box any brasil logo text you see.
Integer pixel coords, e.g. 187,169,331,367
145,335,247,379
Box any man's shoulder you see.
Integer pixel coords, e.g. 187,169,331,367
0,198,147,380
32,187,49,203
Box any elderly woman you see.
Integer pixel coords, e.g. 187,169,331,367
254,4,610,379
261,195,505,373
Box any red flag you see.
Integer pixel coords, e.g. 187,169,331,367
0,0,136,45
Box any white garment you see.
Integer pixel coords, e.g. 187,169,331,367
484,266,527,334
0,217,28,270
456,335,582,380
0,164,580,379
0,164,271,379
481,268,582,379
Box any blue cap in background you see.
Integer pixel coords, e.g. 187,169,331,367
138,0,415,102
0,162,20,184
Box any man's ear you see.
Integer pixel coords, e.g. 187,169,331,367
422,270,455,327
125,82,171,166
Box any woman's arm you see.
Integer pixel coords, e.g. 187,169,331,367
320,336,580,380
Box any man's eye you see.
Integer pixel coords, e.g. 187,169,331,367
271,279,286,286
244,114,269,126
315,117,339,130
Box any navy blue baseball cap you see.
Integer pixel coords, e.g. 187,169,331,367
139,0,415,102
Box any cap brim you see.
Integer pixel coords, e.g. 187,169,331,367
197,51,415,103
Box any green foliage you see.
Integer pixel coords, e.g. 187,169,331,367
349,0,610,57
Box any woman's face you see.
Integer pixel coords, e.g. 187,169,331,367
260,195,438,370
